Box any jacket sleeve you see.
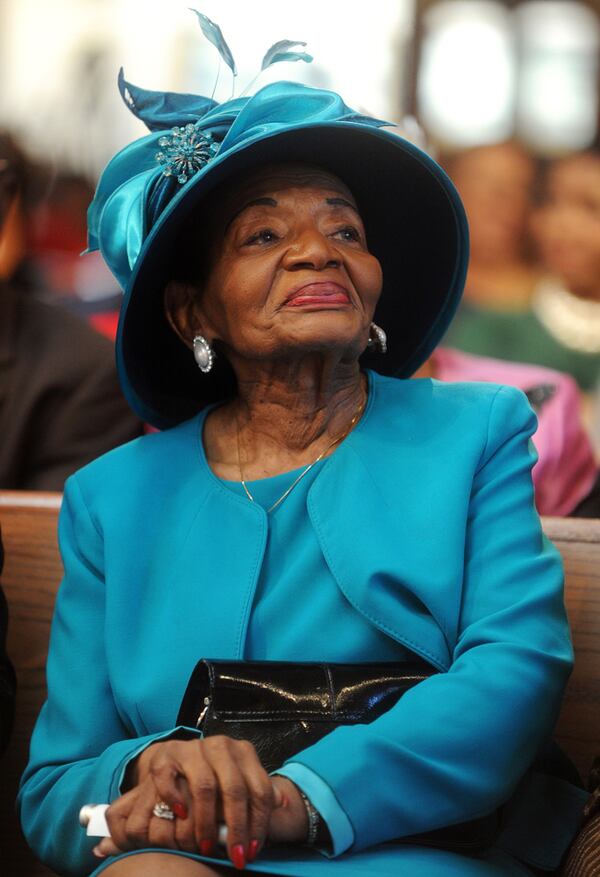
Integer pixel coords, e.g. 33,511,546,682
285,386,573,853
17,476,198,877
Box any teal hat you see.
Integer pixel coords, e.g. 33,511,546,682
88,77,469,428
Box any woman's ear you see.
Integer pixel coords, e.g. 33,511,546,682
164,281,204,349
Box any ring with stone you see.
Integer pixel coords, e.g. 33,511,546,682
152,801,175,821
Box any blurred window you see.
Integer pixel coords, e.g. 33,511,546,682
517,2,599,151
418,0,599,152
419,2,515,144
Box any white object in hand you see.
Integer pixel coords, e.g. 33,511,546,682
79,803,229,845
79,804,110,837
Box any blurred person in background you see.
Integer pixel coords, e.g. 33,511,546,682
444,144,600,399
441,142,542,359
0,129,122,340
0,131,48,294
414,346,597,517
406,139,599,513
0,135,142,490
31,170,122,340
529,149,600,394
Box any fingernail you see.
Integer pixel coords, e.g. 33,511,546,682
92,846,106,859
172,802,188,819
200,839,215,857
231,843,246,870
247,839,260,863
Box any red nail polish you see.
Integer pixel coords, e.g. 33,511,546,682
231,843,247,870
200,839,215,857
247,839,260,863
172,802,188,819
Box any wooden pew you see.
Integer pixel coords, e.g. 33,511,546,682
0,492,598,875
545,516,600,783
0,491,62,876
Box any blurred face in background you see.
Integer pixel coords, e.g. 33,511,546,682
0,132,39,281
450,143,536,265
532,154,600,300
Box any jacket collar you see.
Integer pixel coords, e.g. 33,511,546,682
307,371,452,670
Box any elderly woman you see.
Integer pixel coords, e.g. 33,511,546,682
18,80,583,877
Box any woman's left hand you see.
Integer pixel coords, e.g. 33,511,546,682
92,749,308,865
266,776,309,845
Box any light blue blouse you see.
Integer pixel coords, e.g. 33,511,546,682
223,463,411,854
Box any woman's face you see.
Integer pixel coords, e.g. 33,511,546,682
532,154,600,298
176,163,383,366
450,144,536,264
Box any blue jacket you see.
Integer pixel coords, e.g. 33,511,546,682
18,372,578,876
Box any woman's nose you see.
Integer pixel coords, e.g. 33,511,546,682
282,227,340,271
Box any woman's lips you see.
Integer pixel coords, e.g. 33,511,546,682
284,282,351,307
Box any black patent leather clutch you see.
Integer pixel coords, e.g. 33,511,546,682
177,658,436,772
176,658,500,852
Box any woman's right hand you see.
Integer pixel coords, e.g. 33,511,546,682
98,736,285,868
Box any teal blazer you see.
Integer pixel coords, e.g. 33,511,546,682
19,372,579,876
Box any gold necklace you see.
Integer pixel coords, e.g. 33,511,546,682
237,396,366,515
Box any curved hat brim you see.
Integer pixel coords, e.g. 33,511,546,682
117,121,469,429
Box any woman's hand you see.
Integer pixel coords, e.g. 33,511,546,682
266,776,309,844
94,737,308,868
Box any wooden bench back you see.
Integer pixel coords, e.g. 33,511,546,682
0,492,598,875
0,491,62,876
545,516,600,781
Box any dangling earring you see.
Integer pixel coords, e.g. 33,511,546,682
367,322,387,354
192,334,215,373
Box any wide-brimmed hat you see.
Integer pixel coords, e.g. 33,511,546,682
88,77,469,428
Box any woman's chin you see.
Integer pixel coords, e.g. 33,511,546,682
271,330,366,360
277,309,364,343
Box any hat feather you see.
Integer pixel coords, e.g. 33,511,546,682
118,68,218,132
261,40,313,71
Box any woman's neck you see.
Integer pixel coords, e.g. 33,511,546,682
204,358,367,480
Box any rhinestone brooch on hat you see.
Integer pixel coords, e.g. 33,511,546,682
155,125,219,184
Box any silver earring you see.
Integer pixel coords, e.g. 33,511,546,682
367,322,387,354
192,335,215,373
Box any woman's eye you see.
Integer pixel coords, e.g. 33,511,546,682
245,229,278,245
334,226,361,242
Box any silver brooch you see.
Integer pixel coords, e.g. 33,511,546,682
155,124,219,184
